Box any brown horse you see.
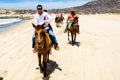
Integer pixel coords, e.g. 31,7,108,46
68,17,79,45
32,23,52,77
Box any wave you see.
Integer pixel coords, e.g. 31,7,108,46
0,18,22,25
0,18,23,32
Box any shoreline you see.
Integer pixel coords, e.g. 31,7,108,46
0,14,34,20
0,19,34,34
0,14,34,33
0,19,26,33
0,13,120,34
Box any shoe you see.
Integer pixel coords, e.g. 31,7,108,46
54,44,60,51
64,29,67,33
77,29,80,34
33,48,37,53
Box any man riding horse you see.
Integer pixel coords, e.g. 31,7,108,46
32,4,60,53
55,13,64,27
64,10,80,34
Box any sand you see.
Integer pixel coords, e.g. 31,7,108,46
0,14,120,80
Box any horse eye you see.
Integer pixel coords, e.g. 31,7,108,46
35,32,38,36
40,33,42,37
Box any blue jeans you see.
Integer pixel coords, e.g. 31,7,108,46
32,34,35,48
32,26,58,48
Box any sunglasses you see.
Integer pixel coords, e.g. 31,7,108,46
37,7,42,10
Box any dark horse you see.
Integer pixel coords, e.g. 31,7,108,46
68,17,79,45
32,23,52,77
55,16,64,27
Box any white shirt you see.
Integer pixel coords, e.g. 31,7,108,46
34,12,52,25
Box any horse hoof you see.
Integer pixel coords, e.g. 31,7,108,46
36,67,39,69
44,73,49,77
39,66,44,73
47,60,50,63
72,43,74,46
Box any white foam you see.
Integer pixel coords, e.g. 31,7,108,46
0,18,22,25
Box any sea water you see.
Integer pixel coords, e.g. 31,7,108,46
0,18,23,32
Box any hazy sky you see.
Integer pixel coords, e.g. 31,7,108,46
0,0,92,9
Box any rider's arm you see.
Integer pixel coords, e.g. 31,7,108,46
67,15,70,23
34,14,39,25
45,12,52,24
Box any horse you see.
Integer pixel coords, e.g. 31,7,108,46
32,23,52,77
67,17,79,45
55,16,64,27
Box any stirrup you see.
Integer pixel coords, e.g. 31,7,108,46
64,30,67,33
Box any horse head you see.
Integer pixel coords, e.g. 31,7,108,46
72,17,78,26
70,17,78,31
32,23,46,48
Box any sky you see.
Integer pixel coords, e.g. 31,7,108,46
0,0,93,10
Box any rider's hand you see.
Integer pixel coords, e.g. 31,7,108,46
44,22,49,27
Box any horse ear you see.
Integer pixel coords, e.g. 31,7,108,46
32,23,36,29
41,23,45,29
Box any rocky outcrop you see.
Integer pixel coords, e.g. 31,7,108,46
49,0,120,14
74,0,120,14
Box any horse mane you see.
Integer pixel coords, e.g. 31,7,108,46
69,17,78,34
41,29,52,50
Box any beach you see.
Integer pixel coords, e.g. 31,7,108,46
0,14,120,80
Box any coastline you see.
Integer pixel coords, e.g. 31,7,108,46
0,14,34,33
0,19,24,32
0,14,34,20
0,19,34,35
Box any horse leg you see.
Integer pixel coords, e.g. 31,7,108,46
56,23,58,27
56,23,57,27
47,51,50,63
68,31,70,41
38,53,43,72
71,33,74,45
74,34,76,43
43,53,48,77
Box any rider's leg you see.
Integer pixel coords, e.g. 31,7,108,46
44,26,60,51
64,24,68,33
64,21,72,33
32,34,35,48
76,25,80,34
32,34,37,53
48,24,53,31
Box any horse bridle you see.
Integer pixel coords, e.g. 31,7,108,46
35,38,45,49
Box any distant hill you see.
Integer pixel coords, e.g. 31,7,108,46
49,0,120,14
0,0,120,15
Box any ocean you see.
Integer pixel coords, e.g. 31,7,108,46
0,18,23,32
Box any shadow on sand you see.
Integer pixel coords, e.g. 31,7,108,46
68,41,81,47
0,77,3,80
36,60,62,80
